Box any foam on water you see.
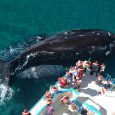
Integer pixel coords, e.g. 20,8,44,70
0,36,41,61
0,84,14,105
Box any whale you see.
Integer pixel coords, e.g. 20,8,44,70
0,29,115,86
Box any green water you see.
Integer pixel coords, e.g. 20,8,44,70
0,0,115,49
0,0,115,115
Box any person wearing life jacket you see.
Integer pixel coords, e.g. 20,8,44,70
76,79,82,91
96,72,103,85
22,109,31,115
66,71,73,84
45,91,53,98
82,61,91,72
99,86,107,95
58,77,68,88
90,60,100,76
60,96,70,105
76,66,85,80
49,86,58,94
76,60,83,68
69,66,78,77
46,104,53,115
100,63,106,75
68,103,78,112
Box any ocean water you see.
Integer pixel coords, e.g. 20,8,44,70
0,0,115,115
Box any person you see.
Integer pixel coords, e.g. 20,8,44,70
45,98,52,105
76,66,85,79
81,108,88,115
45,91,52,98
100,63,106,74
22,109,31,115
73,78,82,91
87,111,93,115
90,61,100,76
82,61,91,72
103,79,111,89
76,60,83,68
49,85,58,94
68,103,78,112
58,77,68,88
66,71,73,84
60,96,70,105
96,72,103,85
46,104,53,115
69,66,78,77
76,79,82,91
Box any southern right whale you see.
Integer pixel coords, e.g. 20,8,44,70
9,29,115,76
0,29,115,86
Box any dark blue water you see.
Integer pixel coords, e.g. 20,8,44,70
0,0,115,115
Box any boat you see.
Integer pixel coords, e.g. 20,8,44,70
29,62,115,115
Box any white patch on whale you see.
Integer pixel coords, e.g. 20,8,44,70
36,36,42,42
79,35,84,37
97,33,100,36
64,32,68,35
106,41,115,55
108,32,111,36
15,51,54,72
64,36,68,39
106,51,111,55
92,32,95,34
76,52,79,55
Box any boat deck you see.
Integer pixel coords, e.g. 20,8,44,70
79,71,115,115
30,70,115,115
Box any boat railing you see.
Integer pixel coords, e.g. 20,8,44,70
104,73,115,85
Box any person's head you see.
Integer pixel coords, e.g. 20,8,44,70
86,61,91,66
23,109,28,113
81,109,87,115
101,63,106,67
70,103,77,110
94,60,99,64
76,60,83,66
51,86,58,92
46,98,52,105
66,71,69,75
65,96,69,99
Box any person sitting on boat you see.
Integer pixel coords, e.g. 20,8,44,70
22,109,31,115
66,71,73,84
90,60,100,76
76,66,85,80
60,96,70,105
81,108,88,115
73,78,82,91
76,60,83,68
68,103,78,112
49,85,58,94
103,79,111,89
58,77,68,88
45,98,52,105
69,66,78,77
46,103,53,115
45,91,53,98
87,111,93,115
82,61,91,72
100,63,106,75
95,72,103,85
